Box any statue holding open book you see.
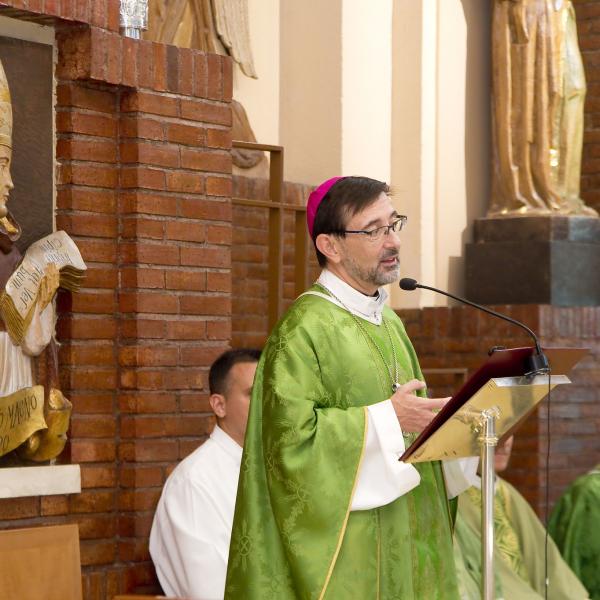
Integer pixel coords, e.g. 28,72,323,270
0,58,86,464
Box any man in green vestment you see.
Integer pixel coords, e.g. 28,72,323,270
549,466,600,599
225,176,477,599
454,436,589,600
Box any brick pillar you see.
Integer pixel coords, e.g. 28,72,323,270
0,3,234,594
0,16,235,596
55,79,122,589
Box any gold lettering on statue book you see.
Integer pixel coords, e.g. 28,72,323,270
0,385,46,456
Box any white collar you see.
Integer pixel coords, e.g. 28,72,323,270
210,425,243,464
316,269,388,325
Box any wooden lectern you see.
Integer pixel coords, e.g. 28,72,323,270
401,347,586,600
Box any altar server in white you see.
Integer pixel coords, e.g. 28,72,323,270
149,348,260,600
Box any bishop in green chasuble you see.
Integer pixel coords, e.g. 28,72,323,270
225,176,465,599
225,289,459,599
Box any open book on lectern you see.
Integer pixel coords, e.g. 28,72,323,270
401,346,588,464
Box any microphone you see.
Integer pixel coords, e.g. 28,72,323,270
399,278,550,376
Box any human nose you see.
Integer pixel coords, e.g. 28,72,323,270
1,167,13,192
384,227,401,248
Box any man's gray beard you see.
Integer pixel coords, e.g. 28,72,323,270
343,256,400,288
375,264,400,286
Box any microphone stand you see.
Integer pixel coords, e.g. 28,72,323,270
479,408,499,599
399,278,550,600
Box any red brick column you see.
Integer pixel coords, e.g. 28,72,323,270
115,84,232,590
55,79,123,590
0,6,233,597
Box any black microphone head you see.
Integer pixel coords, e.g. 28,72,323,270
399,278,418,291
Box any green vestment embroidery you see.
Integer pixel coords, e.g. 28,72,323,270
225,289,460,599
466,483,530,583
455,477,589,600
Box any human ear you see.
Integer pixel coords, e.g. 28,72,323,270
209,393,227,418
315,233,342,264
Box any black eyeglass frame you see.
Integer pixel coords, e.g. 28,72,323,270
338,215,408,240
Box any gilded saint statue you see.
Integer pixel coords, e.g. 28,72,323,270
490,0,597,217
0,58,86,464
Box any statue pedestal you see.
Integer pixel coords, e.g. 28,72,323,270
465,216,600,306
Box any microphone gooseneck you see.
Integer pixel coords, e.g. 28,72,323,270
398,278,550,376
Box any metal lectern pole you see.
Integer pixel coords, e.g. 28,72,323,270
479,407,499,600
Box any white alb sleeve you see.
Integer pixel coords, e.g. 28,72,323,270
442,456,480,498
351,399,421,511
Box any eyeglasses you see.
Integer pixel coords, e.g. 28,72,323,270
340,216,407,242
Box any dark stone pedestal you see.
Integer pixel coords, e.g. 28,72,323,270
465,216,600,306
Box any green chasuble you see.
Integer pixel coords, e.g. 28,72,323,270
225,287,459,599
454,477,589,600
549,466,600,599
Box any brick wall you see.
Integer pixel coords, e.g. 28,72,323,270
398,305,600,517
577,0,600,211
0,3,232,597
232,176,318,348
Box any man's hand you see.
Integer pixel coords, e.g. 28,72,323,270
390,379,450,434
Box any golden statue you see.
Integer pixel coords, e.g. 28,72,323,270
0,58,86,464
490,0,597,216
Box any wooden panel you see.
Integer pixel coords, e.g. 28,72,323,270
421,367,469,398
232,141,313,330
0,523,82,600
267,148,284,329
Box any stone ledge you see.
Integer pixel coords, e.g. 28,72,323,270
0,464,81,498
466,216,600,306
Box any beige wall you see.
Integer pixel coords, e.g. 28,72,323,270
279,0,342,184
233,0,280,146
390,0,491,308
341,0,392,182
238,0,491,307
278,0,393,185
437,0,491,301
390,0,437,308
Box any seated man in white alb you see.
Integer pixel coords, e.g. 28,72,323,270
149,348,260,600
